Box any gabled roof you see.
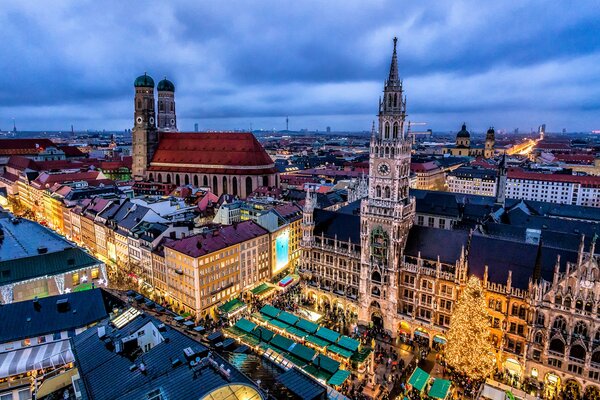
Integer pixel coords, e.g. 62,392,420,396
165,221,269,258
149,132,275,174
313,209,360,244
404,226,468,265
0,289,120,343
72,312,260,400
0,139,56,155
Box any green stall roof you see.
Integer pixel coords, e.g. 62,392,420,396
327,344,353,359
234,318,256,334
285,326,308,339
312,354,340,375
271,334,294,352
408,367,430,392
290,343,316,362
327,369,351,387
336,335,360,352
428,379,451,399
268,319,290,330
251,282,276,296
350,347,372,363
251,312,271,323
277,311,300,326
218,298,246,315
259,304,281,318
303,364,332,381
296,318,319,334
306,335,330,348
251,326,275,342
315,327,340,343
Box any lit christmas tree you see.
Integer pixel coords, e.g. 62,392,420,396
445,276,496,380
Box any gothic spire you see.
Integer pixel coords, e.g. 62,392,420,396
387,37,400,88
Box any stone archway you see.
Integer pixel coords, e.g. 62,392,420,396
585,385,600,400
370,300,383,329
564,379,582,400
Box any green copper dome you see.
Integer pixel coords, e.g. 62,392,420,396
157,78,175,92
134,73,154,88
456,123,470,138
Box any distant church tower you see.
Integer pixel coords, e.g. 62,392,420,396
485,127,495,158
132,73,158,180
358,38,416,332
157,78,177,131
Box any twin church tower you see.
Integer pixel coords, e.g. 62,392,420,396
132,74,178,180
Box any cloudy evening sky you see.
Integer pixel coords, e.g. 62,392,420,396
1,1,599,133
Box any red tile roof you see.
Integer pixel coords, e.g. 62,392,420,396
149,132,274,174
165,220,269,258
57,145,86,157
0,139,56,155
31,171,106,189
7,156,38,170
554,154,596,164
411,161,439,172
507,168,600,187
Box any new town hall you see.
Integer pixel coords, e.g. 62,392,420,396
299,39,600,397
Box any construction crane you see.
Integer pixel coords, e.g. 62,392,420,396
406,121,431,144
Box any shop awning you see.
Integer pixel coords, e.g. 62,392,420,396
306,335,330,348
327,369,351,387
260,304,280,319
285,326,308,339
312,354,340,375
433,335,447,344
251,283,276,297
268,319,290,330
336,336,360,352
408,367,430,392
414,329,429,338
271,335,294,352
429,378,451,399
251,326,275,342
218,298,246,316
327,344,353,359
234,318,257,334
290,343,316,362
296,318,319,334
277,311,300,326
315,327,340,343
0,340,73,379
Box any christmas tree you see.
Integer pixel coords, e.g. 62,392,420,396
445,276,496,380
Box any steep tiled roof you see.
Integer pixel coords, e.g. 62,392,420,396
165,220,269,258
313,209,360,244
149,132,275,174
404,225,468,265
0,139,55,155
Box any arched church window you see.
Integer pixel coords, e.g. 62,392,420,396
384,123,390,139
388,94,392,107
263,175,269,187
564,297,572,309
245,177,253,197
159,101,164,112
175,174,181,186
213,176,218,194
371,271,381,283
166,174,172,184
534,332,543,344
184,174,190,185
376,186,381,197
385,147,389,156
370,226,389,263
193,175,199,187
222,176,228,194
552,316,567,334
573,321,589,341
393,93,398,108
586,302,594,313
384,187,391,199
203,175,208,187
148,173,154,182
232,177,238,196
137,100,142,109
536,312,545,326
576,299,583,310
391,147,395,157
157,173,162,183
555,294,562,305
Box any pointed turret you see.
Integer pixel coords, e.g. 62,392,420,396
386,37,400,88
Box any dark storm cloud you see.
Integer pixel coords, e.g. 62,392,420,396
0,1,599,131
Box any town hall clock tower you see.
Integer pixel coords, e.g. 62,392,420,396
358,38,415,332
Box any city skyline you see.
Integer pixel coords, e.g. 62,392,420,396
1,1,600,132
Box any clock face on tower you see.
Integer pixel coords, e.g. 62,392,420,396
378,162,390,176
